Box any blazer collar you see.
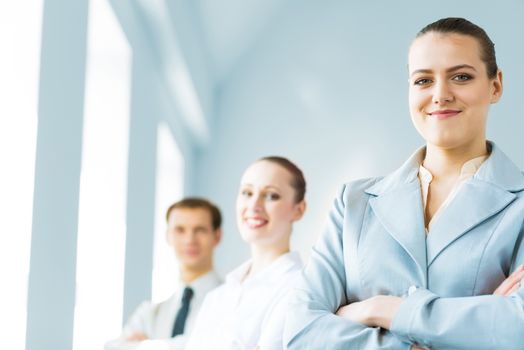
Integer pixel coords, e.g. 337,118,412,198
473,142,524,192
426,142,524,265
366,141,524,197
363,141,524,273
364,146,427,282
365,146,424,197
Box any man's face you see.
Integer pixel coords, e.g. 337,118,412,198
166,207,220,271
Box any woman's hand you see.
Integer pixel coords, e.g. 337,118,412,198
335,266,523,348
493,265,524,296
336,295,403,330
336,299,373,325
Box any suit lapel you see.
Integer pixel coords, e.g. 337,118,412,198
369,181,428,282
366,146,428,282
427,150,521,266
365,142,524,279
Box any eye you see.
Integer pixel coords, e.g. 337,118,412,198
413,78,432,86
264,192,280,201
452,73,472,82
195,227,208,234
240,189,252,197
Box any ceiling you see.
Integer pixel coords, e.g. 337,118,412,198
111,0,292,143
193,0,287,82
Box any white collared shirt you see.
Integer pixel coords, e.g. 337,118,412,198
419,154,488,231
105,270,222,350
186,252,303,350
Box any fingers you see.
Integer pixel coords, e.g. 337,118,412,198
493,265,524,296
506,282,521,296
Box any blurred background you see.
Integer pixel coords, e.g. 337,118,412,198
2,0,523,349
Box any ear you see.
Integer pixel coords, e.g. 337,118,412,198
213,228,222,246
490,69,503,104
292,200,307,222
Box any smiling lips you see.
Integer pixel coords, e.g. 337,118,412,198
245,217,268,229
427,109,461,120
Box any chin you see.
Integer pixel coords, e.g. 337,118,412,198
240,231,263,244
182,256,203,267
423,132,464,149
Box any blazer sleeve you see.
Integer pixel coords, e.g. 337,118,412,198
284,184,411,350
390,228,524,350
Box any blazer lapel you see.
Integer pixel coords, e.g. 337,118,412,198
365,142,524,279
426,180,516,266
366,146,428,282
368,182,428,281
427,142,524,266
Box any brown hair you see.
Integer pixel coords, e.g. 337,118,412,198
416,17,498,78
165,197,222,230
258,156,306,203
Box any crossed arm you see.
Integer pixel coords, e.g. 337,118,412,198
285,184,524,350
336,265,524,349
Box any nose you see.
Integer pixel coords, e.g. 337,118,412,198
432,81,454,105
247,193,264,213
185,231,198,243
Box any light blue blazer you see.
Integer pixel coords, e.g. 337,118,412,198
284,142,524,349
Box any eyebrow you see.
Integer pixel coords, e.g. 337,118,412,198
410,64,477,77
240,183,280,191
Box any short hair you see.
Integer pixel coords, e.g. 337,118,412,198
165,197,222,230
416,17,498,79
258,156,306,203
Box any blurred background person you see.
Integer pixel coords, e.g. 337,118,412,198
187,156,306,350
105,198,222,350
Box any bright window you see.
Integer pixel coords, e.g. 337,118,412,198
72,0,131,349
152,122,185,303
0,1,43,349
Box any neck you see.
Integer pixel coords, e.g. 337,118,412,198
179,264,212,284
423,141,488,179
246,240,290,280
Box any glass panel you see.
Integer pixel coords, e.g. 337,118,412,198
152,122,185,303
0,1,43,349
72,0,131,349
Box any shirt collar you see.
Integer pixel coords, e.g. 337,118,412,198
366,141,524,196
418,154,489,185
178,270,222,300
225,251,303,287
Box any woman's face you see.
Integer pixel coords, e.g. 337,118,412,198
408,32,502,150
236,160,305,249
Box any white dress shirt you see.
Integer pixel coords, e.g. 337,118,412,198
186,252,303,350
105,271,221,350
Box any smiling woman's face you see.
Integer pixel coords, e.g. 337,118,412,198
408,32,503,151
236,160,304,250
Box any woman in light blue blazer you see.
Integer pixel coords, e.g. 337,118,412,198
284,17,524,350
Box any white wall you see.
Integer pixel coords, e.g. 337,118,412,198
195,0,524,276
